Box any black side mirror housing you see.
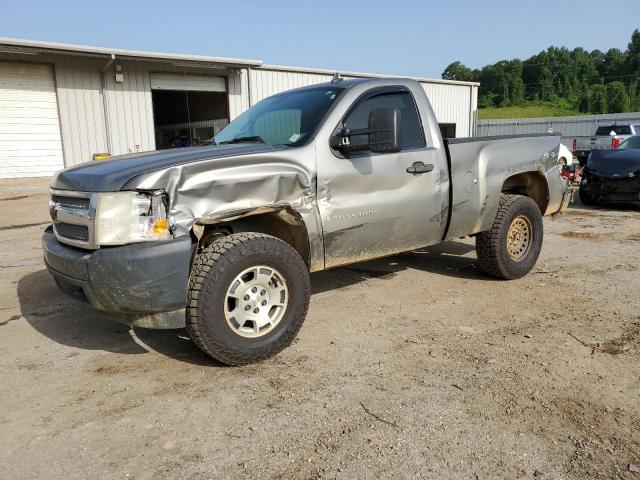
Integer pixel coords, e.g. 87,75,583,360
368,107,401,153
330,127,353,155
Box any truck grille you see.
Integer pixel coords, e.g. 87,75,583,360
51,195,90,210
54,222,89,241
49,190,97,249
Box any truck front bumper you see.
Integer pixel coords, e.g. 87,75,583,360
42,226,193,329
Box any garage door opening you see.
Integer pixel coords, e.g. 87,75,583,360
0,61,64,178
150,73,229,150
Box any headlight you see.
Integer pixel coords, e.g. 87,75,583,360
95,191,170,246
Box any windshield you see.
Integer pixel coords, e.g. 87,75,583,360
214,86,345,147
618,136,640,150
595,125,631,135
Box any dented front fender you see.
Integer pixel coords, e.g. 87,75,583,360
123,145,325,271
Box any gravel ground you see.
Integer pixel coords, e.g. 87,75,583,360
0,178,639,479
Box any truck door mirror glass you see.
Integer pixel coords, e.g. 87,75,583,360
368,107,401,153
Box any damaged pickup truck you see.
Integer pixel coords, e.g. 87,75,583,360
44,77,570,365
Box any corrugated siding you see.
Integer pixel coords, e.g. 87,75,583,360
248,69,334,105
54,57,108,167
149,73,226,92
228,68,249,120
103,62,155,156
420,82,472,137
0,61,64,177
477,112,640,139
246,69,475,137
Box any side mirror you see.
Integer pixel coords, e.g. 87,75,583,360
330,127,353,156
368,107,401,153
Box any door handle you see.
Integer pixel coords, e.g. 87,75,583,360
406,162,434,174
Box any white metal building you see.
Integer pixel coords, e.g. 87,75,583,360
0,37,478,178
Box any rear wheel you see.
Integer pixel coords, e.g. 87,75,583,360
476,194,543,280
186,233,310,365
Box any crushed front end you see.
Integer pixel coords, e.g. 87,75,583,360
580,171,640,205
43,189,194,328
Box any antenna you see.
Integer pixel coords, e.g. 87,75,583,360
331,72,343,83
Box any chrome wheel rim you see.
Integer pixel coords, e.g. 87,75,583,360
507,215,532,261
224,265,289,338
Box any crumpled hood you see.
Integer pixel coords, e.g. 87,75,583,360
588,148,640,176
51,143,281,192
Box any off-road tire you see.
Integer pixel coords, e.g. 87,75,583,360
475,194,543,280
186,233,310,365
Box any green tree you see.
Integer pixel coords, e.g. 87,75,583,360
606,81,630,112
629,79,640,111
628,29,640,54
446,30,640,114
589,84,608,114
601,48,626,79
442,62,477,82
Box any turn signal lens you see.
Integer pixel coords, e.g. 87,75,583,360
153,219,169,235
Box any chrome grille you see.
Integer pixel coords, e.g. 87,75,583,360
49,189,97,249
51,195,90,210
54,222,89,241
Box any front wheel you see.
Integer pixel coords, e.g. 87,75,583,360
475,194,543,280
186,233,311,365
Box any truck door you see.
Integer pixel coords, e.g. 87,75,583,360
317,87,448,268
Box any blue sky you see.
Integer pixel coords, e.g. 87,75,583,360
0,0,637,78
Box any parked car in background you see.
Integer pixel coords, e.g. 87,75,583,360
580,135,640,206
570,124,640,166
558,143,574,166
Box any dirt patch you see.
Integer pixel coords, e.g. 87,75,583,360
560,231,609,241
1,191,640,479
564,209,601,218
0,221,50,231
0,195,31,202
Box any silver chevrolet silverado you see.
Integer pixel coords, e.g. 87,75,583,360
44,77,570,365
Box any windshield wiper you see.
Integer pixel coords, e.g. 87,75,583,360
219,136,266,145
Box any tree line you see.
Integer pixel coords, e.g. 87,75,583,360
442,29,640,114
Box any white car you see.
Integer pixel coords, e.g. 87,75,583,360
558,143,574,166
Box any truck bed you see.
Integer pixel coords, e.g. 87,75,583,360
444,134,564,240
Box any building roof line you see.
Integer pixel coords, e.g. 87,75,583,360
260,63,480,87
0,36,480,86
0,36,263,67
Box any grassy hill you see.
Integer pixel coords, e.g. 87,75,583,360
478,103,584,120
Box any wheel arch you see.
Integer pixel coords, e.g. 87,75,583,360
192,206,313,270
501,171,550,214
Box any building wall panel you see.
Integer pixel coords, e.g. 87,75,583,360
103,62,155,156
247,68,476,137
54,56,108,167
227,68,249,120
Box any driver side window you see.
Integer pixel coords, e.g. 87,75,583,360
343,91,425,150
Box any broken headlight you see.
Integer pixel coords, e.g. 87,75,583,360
95,191,170,246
